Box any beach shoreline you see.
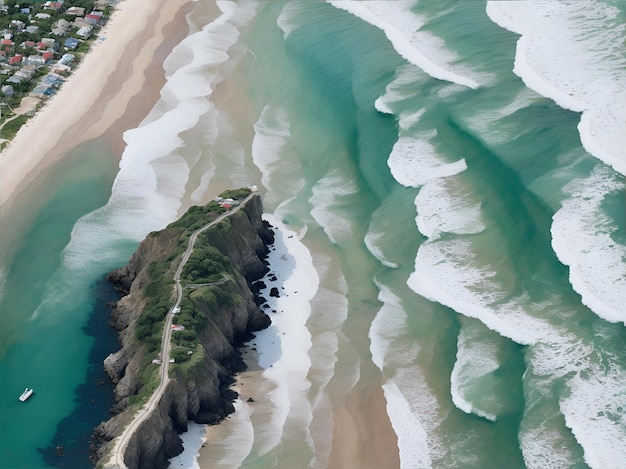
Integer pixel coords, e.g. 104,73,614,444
190,215,401,468
0,0,193,213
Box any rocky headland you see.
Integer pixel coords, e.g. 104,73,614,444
91,190,274,469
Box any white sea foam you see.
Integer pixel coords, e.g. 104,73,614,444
450,323,502,422
168,423,207,469
415,175,485,240
369,283,413,371
560,363,626,468
328,0,480,89
276,1,302,40
551,166,626,324
309,170,359,244
308,287,348,394
307,281,349,467
383,381,433,469
519,403,579,469
523,338,626,469
203,399,254,468
364,229,399,269
486,1,626,175
388,135,467,188
251,105,304,210
463,86,541,146
408,239,541,346
369,283,438,467
0,264,6,303
62,0,259,272
246,214,318,456
375,64,425,115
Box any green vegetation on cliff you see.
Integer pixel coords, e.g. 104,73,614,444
132,188,252,371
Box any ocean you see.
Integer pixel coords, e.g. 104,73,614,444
0,1,624,468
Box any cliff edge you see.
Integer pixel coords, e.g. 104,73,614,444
92,191,273,469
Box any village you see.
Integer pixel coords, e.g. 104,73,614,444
0,0,111,142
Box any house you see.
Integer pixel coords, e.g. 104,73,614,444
43,2,63,11
41,73,63,86
2,85,14,96
6,75,22,84
59,53,74,65
76,26,93,39
219,198,237,209
64,38,79,50
25,25,39,35
171,325,186,332
36,42,49,50
41,38,59,50
8,55,23,66
79,16,98,27
31,84,55,98
74,17,95,28
42,51,54,62
10,20,25,31
21,41,36,49
52,19,71,36
94,0,110,10
35,13,51,19
85,13,102,24
1,39,14,47
25,55,45,65
50,63,70,73
66,7,85,16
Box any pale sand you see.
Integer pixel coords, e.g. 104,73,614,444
328,382,401,469
0,0,192,211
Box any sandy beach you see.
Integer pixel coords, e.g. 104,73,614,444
195,216,401,468
0,0,193,212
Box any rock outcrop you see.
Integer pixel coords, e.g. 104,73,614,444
91,194,273,469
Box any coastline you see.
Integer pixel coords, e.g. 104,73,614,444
0,0,193,212
192,216,401,468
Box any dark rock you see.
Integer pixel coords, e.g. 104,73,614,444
269,287,280,298
92,194,274,469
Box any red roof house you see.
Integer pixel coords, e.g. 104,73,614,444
8,55,23,65
44,2,63,10
42,51,54,62
85,14,101,23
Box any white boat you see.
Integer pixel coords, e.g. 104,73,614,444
19,388,34,402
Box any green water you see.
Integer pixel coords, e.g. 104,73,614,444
0,139,120,468
0,0,624,467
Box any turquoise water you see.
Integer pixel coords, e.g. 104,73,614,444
1,1,625,468
0,139,124,468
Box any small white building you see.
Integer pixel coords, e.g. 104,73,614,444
59,53,75,65
76,25,93,39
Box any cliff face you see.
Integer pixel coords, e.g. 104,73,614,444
92,195,273,469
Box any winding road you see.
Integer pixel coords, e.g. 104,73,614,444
105,191,257,469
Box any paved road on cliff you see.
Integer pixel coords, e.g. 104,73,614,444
106,191,257,469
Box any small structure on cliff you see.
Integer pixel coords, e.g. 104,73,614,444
94,188,274,469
